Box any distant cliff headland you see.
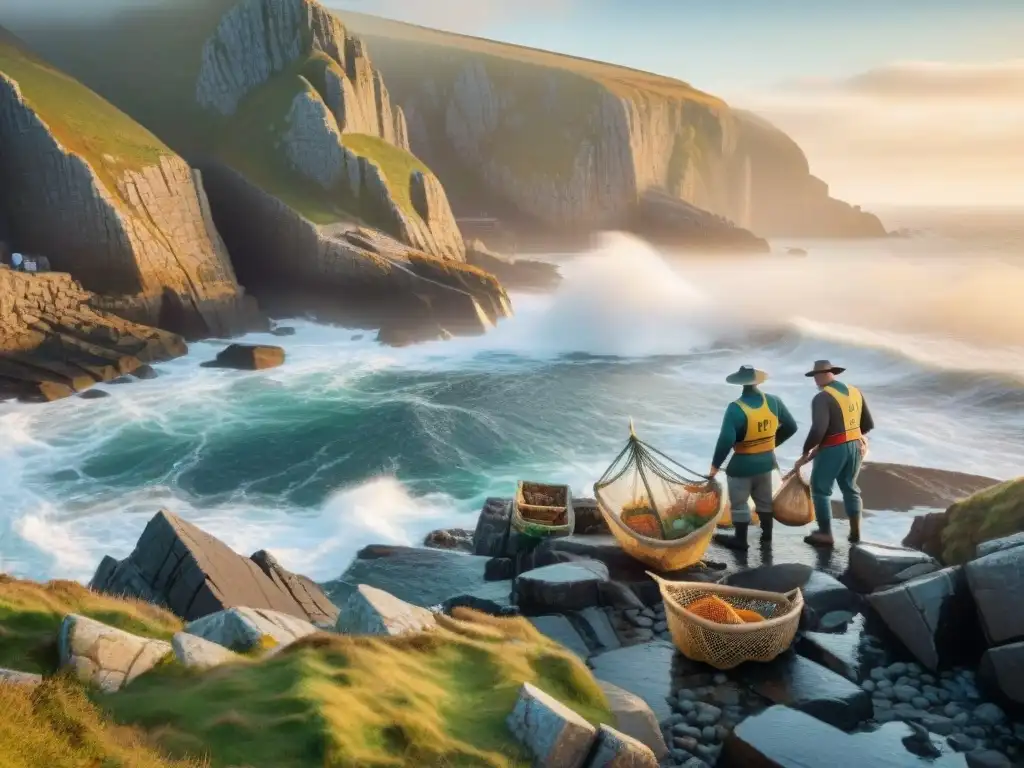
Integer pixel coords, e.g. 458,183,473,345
1,0,886,400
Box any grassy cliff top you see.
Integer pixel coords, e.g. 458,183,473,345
0,28,171,179
942,477,1024,565
0,575,182,674
341,133,431,219
341,10,724,108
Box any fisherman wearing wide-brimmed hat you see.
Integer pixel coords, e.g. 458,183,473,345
795,360,876,547
708,365,799,551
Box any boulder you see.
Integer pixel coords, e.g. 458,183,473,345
322,545,511,610
506,682,597,768
598,680,668,760
530,615,590,659
337,584,437,636
422,528,474,552
90,510,333,623
472,497,512,556
586,724,658,767
848,543,939,592
732,652,873,731
589,641,677,722
724,563,860,630
796,613,871,682
976,532,1024,559
58,614,171,692
203,343,284,370
978,641,1024,705
515,561,610,614
0,668,42,688
965,543,1024,645
248,549,340,627
867,566,981,671
184,607,317,653
171,632,243,669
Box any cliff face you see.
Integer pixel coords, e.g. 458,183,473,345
0,37,261,339
344,13,886,240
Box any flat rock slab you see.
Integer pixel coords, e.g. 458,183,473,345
185,607,317,652
507,682,597,768
868,566,981,672
322,545,509,610
848,543,939,593
965,544,1024,646
589,641,677,723
90,510,331,623
598,680,668,759
171,632,243,669
574,607,622,654
976,533,1024,559
337,584,437,636
797,613,872,682
530,615,590,659
516,561,610,614
733,652,873,732
587,724,659,768
719,704,969,767
979,641,1024,705
0,668,42,687
59,614,171,692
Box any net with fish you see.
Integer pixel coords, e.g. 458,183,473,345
594,421,724,570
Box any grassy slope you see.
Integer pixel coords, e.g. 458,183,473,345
0,29,170,201
100,609,609,768
942,477,1024,565
0,575,182,675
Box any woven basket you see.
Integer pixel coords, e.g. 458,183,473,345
648,573,803,670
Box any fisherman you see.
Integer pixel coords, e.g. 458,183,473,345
794,360,875,547
708,365,798,551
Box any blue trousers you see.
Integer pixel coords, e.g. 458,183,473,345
810,441,863,535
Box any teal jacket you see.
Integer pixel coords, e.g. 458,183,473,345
711,386,798,477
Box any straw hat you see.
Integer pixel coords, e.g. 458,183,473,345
725,365,768,386
804,359,846,377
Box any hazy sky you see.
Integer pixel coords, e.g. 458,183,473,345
329,0,1024,207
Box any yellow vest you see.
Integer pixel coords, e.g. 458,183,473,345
823,384,864,444
734,394,779,454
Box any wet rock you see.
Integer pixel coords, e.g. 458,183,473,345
975,533,1024,559
587,724,659,767
868,566,981,671
203,343,285,370
269,325,296,336
530,615,590,659
423,528,474,552
733,652,873,731
719,705,970,767
171,632,242,669
131,364,159,380
485,557,516,581
590,641,677,722
323,544,510,610
796,613,869,681
570,607,620,654
724,564,860,629
948,734,978,753
903,722,943,758
0,668,42,687
598,680,668,759
78,389,110,399
515,561,609,614
438,593,517,618
819,611,855,632
507,682,597,768
848,543,939,592
598,580,646,610
59,615,171,692
965,543,1024,646
185,607,317,652
472,497,512,556
337,584,437,636
971,702,1006,726
571,498,609,536
978,641,1024,704
966,751,1012,768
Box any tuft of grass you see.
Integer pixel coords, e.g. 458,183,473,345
941,477,1024,565
0,33,170,199
100,608,611,768
340,133,431,222
0,575,182,675
0,673,204,768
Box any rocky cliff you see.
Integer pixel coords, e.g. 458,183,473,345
342,13,886,241
0,33,261,339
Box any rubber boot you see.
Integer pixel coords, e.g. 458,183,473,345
759,513,774,546
714,522,749,551
848,516,862,544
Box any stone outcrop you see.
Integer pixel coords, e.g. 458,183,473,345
195,0,409,151
171,631,243,669
58,614,171,692
336,584,438,636
628,190,769,252
184,607,318,652
199,162,509,342
0,269,186,401
89,509,339,625
0,56,261,339
343,14,887,241
465,239,562,292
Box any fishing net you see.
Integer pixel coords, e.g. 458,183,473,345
773,470,815,527
594,421,722,542
649,574,804,670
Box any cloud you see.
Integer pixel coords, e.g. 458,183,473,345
325,0,571,33
731,59,1024,206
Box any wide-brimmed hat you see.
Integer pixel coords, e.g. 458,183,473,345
805,359,846,377
725,365,768,386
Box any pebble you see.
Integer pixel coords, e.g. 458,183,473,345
674,736,699,752
894,684,918,703
870,667,888,681
654,620,668,633
673,724,702,740
973,703,1006,726
965,751,1012,768
712,673,727,685
681,758,710,768
701,726,717,742
861,680,876,692
889,662,908,676
632,628,654,641
877,679,893,690
634,615,655,628
922,674,937,685
677,699,695,713
873,698,892,710
948,734,978,753
965,726,987,739
912,696,931,710
678,689,697,701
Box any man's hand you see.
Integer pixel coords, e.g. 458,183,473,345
794,453,811,469
858,436,869,457
708,465,719,479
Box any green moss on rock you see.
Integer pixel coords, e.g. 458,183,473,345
941,477,1024,565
